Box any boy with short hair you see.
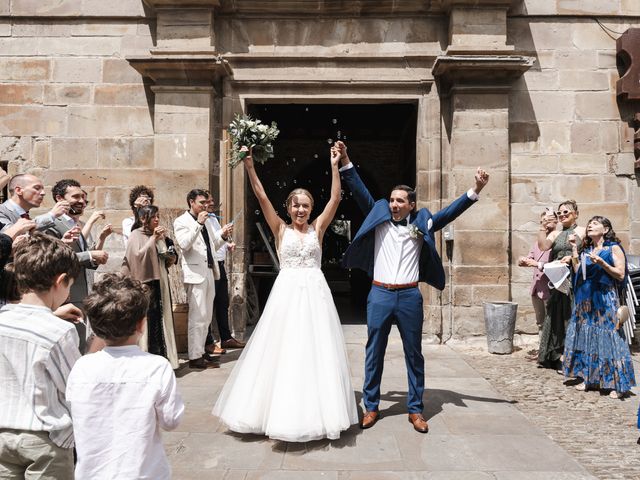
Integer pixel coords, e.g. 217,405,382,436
67,273,184,480
0,232,81,479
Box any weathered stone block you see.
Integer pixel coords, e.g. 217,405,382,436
450,169,508,199
453,265,509,286
558,70,609,91
11,0,77,15
472,285,510,305
156,112,209,135
79,0,145,16
154,135,210,171
98,137,153,169
621,0,640,14
550,175,604,203
0,21,10,37
37,37,121,56
452,198,509,231
570,16,620,46
453,111,509,130
538,122,570,154
0,59,49,81
93,186,130,210
575,92,619,121
154,90,212,114
156,9,213,50
452,306,485,337
570,121,618,154
0,136,31,164
0,106,66,136
511,175,554,203
559,152,609,175
608,152,635,176
51,57,102,83
515,92,575,123
68,106,153,137
454,231,508,266
527,22,574,50
51,138,97,169
94,84,148,106
560,0,620,14
554,50,599,70
453,285,472,307
0,84,43,104
44,85,91,105
451,130,509,168
602,176,629,202
0,0,9,14
32,137,50,168
102,58,143,84
517,71,559,92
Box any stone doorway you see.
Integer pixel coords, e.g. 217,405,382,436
245,103,417,324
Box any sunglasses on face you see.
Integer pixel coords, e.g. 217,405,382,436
556,209,573,216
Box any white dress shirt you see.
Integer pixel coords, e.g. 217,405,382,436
122,216,134,246
66,345,184,480
374,222,422,284
208,215,228,262
0,303,81,448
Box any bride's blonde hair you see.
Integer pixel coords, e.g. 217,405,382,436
286,188,314,210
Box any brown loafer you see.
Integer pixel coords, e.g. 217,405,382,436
188,358,208,369
221,338,246,349
360,411,379,429
408,413,429,433
206,344,226,355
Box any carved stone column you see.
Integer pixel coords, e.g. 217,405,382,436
434,0,533,338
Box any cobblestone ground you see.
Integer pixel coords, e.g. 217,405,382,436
455,345,640,480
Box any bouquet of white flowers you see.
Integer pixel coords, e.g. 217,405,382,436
227,114,280,168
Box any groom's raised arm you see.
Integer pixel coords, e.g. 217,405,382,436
337,142,375,215
431,167,489,232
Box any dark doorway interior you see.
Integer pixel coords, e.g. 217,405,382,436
246,103,417,324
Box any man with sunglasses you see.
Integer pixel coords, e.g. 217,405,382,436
536,200,586,370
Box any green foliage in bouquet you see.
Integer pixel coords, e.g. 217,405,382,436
228,114,280,168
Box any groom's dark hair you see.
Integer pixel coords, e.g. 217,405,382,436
391,185,416,208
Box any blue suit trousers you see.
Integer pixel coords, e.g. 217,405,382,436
363,285,424,414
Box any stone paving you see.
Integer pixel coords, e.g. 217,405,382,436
165,326,600,479
455,342,640,480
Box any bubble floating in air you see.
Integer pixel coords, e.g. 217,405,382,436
313,154,318,159
293,180,297,184
332,118,337,124
292,157,296,163
327,138,333,144
337,130,342,139
340,214,345,219
255,210,260,215
305,107,309,112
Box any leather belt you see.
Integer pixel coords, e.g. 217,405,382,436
372,280,418,290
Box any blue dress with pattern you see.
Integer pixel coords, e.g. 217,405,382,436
562,243,636,393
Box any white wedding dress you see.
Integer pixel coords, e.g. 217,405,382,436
212,225,358,442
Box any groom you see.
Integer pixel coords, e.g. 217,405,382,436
338,142,489,433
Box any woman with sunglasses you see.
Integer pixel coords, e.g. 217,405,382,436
562,216,635,398
536,200,586,370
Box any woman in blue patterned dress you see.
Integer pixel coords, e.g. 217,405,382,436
562,216,635,399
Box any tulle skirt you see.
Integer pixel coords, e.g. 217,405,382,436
212,267,358,442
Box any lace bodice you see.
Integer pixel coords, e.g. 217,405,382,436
278,225,322,269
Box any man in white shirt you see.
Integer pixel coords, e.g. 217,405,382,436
0,233,81,479
0,173,68,232
173,189,233,369
67,273,184,480
339,142,489,433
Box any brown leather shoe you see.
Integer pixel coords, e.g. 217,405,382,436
408,413,429,433
360,411,379,429
221,338,246,349
188,358,208,369
205,344,226,355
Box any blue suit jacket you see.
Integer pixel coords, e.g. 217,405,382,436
341,165,477,291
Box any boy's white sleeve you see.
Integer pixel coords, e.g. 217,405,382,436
156,363,184,431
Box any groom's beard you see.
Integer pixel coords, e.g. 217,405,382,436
68,202,85,216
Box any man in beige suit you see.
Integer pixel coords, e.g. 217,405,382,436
174,189,233,369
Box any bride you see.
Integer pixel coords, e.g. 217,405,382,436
212,144,358,442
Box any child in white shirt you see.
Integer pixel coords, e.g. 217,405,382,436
67,273,184,480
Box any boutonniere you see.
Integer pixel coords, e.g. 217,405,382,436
407,224,424,239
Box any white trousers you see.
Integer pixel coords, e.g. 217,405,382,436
185,270,216,360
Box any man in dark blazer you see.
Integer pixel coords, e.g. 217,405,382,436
338,142,489,433
44,179,109,352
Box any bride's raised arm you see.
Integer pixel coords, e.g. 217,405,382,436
242,147,285,238
313,144,341,238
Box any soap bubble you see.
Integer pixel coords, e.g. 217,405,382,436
293,180,297,184
292,157,296,163
337,130,342,139
255,210,260,215
327,138,333,144
332,118,337,124
313,154,318,159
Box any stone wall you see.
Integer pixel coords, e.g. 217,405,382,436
508,15,639,333
1,0,640,339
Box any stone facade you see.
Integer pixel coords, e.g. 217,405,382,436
1,0,639,340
